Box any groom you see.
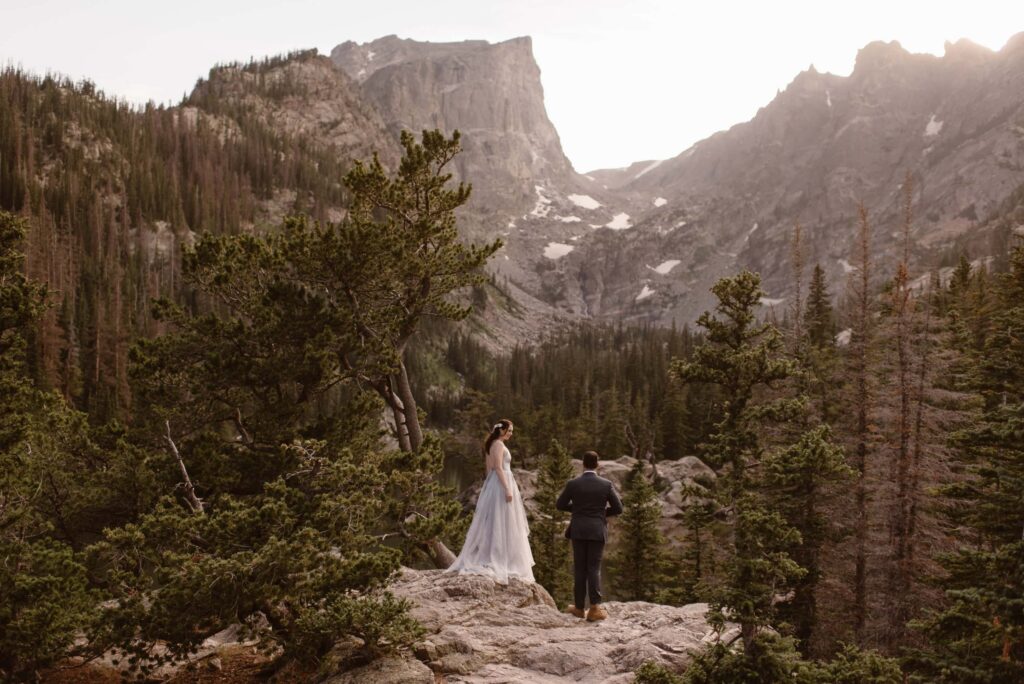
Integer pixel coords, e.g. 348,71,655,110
556,450,623,622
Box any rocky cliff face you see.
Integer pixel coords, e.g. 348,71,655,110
322,34,1024,328
544,35,1024,325
331,35,575,215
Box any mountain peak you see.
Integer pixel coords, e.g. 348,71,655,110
852,39,911,73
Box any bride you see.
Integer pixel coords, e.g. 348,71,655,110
446,419,535,583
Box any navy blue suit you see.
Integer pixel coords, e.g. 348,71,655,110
556,471,623,609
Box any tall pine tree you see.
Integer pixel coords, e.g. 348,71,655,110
530,440,575,606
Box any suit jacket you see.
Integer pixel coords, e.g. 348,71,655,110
555,471,624,542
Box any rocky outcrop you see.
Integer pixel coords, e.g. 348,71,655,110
371,568,727,683
331,35,576,216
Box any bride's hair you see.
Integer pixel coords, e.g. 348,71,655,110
483,419,513,456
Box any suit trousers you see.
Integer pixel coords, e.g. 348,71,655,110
571,538,605,609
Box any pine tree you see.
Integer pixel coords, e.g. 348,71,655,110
908,244,1024,682
764,425,853,651
801,264,839,426
608,460,672,602
342,129,502,454
804,264,835,350
671,271,805,659
530,440,575,606
0,211,96,678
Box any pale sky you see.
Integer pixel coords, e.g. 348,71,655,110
2,0,1023,171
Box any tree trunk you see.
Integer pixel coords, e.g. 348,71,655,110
394,357,423,452
427,538,457,568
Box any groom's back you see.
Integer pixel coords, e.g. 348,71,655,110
564,473,619,541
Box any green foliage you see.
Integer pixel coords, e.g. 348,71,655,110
681,634,807,684
0,539,96,678
802,265,835,350
682,635,901,684
609,461,675,602
812,644,903,683
672,271,798,498
908,244,1024,682
763,425,852,647
0,211,45,450
426,322,707,469
634,660,684,684
0,64,354,418
530,440,575,605
0,211,98,678
291,592,424,665
671,271,805,652
88,440,422,673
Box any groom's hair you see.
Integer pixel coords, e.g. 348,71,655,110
582,451,599,470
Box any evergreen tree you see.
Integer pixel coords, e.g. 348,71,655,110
764,425,853,652
801,264,840,425
0,212,96,678
608,461,672,602
679,484,717,603
529,440,575,606
671,271,805,660
908,244,1024,682
803,264,835,350
342,129,502,454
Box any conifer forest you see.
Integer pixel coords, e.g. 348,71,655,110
1,45,1023,684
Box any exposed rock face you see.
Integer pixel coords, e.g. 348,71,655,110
374,568,726,683
547,35,1024,325
331,35,575,215
187,33,1024,331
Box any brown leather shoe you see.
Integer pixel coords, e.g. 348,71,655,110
586,604,608,622
564,605,585,619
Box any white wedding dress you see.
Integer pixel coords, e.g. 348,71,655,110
447,444,535,583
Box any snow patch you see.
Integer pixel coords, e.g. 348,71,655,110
759,297,785,307
357,68,366,78
568,194,602,210
748,222,759,236
557,215,582,223
825,90,832,108
653,197,668,207
543,242,575,260
530,185,553,218
366,50,376,61
649,259,681,275
634,159,664,180
584,175,596,181
924,114,943,137
605,213,632,230
835,328,852,347
569,235,581,241
635,285,655,302
838,259,856,273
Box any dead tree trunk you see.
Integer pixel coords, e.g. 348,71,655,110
851,203,873,642
165,420,204,515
